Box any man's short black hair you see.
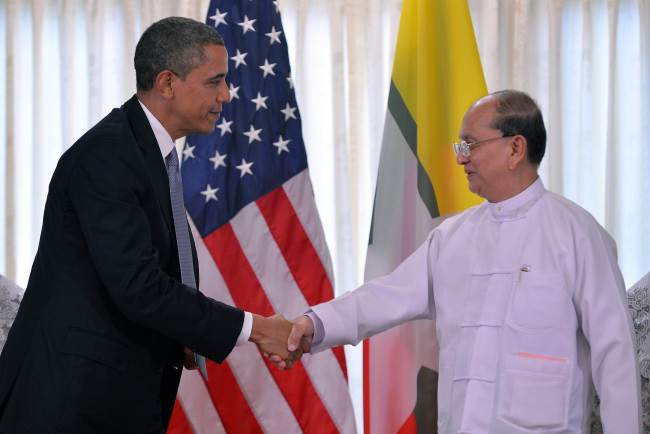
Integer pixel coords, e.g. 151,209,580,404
134,16,224,91
490,90,547,166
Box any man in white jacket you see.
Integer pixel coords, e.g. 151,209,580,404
276,90,642,434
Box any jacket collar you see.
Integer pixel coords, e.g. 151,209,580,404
487,177,545,222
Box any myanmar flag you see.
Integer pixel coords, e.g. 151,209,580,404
363,1,486,433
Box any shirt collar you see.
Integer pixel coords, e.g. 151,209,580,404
137,99,176,161
488,177,545,221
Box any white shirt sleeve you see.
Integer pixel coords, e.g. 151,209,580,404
235,311,253,346
573,224,642,433
309,232,436,353
304,311,324,348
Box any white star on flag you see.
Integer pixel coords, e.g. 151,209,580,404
251,92,268,111
286,76,294,89
243,124,262,144
230,50,248,68
236,158,254,177
273,135,291,154
200,184,219,202
237,15,256,34
216,117,233,136
229,83,240,100
209,150,227,169
280,103,297,121
209,9,227,28
259,59,277,78
265,26,282,45
273,0,280,13
182,144,195,161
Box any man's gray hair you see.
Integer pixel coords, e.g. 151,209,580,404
134,17,225,91
489,90,547,166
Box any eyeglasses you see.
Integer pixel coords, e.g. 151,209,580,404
452,135,513,158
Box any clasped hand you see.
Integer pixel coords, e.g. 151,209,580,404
249,314,314,370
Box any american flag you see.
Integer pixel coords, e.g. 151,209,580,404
168,1,356,432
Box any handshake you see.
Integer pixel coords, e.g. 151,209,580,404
249,314,314,369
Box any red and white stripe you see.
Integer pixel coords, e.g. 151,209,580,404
168,170,356,434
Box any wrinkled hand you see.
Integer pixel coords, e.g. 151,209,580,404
269,315,315,370
183,347,198,370
250,314,302,365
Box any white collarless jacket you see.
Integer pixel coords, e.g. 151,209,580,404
311,179,641,434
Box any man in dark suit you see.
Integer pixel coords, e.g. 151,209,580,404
0,17,293,433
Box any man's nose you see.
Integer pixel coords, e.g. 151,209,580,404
456,152,469,165
219,82,231,104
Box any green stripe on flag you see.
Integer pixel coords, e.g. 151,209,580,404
387,82,416,154
388,82,440,219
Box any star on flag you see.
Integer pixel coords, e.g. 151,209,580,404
209,151,227,169
243,125,263,144
236,158,254,177
238,15,256,34
209,9,227,28
200,184,219,202
273,135,290,154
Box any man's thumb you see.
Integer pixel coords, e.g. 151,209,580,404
288,324,303,352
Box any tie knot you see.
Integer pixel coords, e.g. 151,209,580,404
166,150,179,170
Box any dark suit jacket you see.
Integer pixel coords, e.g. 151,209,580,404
0,96,244,433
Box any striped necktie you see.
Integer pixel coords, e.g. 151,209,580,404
166,149,207,377
166,149,196,288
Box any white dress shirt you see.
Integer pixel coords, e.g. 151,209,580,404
138,100,252,345
310,178,641,434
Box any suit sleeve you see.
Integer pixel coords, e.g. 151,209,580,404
572,223,642,434
310,231,436,353
67,144,243,363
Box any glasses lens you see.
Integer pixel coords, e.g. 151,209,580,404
457,141,469,157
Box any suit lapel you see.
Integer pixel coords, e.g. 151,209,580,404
122,96,174,238
122,95,201,289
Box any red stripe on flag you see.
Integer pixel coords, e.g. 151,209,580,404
397,412,417,434
256,187,334,306
166,400,194,434
363,338,370,434
203,361,263,434
204,224,340,433
256,187,347,378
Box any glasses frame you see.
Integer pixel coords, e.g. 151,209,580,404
452,135,514,158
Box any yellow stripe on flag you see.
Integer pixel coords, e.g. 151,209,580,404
392,0,486,214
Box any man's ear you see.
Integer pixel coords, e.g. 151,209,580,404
508,135,528,170
153,70,175,99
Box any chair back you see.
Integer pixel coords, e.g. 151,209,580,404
0,274,23,353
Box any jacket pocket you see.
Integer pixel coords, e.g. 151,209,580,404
56,327,163,433
59,327,130,371
508,270,570,330
497,353,570,431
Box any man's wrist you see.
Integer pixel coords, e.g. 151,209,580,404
304,311,324,347
248,313,267,344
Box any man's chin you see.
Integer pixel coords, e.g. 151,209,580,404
468,182,481,197
196,122,217,135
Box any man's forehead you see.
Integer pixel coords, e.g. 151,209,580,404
460,97,497,135
468,96,497,117
198,44,228,73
